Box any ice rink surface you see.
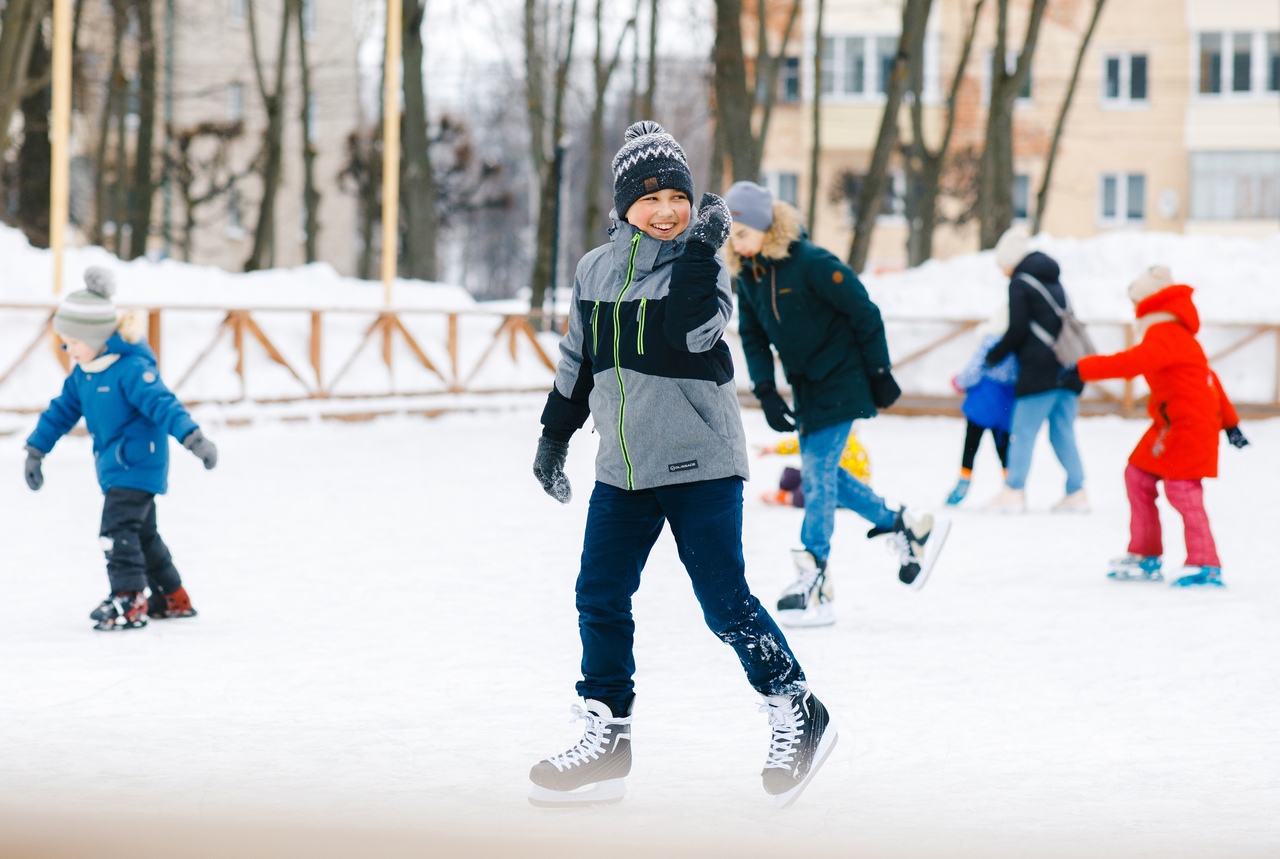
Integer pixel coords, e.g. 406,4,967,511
2,405,1277,858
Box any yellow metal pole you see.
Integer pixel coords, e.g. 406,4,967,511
49,0,74,296
381,0,403,305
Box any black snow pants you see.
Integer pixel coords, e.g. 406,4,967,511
100,487,182,596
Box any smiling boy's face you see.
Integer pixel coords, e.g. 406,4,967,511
625,188,691,241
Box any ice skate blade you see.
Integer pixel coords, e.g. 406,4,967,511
910,517,951,592
775,604,835,628
774,726,838,809
528,778,626,808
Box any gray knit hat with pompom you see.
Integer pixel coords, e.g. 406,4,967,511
54,267,119,352
611,120,695,220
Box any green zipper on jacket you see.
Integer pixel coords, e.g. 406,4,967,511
590,301,600,356
614,233,642,489
637,298,647,355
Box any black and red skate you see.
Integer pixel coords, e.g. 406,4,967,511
148,586,198,619
90,591,149,631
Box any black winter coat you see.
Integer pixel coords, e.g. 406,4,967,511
986,251,1085,398
731,202,892,433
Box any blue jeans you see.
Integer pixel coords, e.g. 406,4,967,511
1004,390,1085,493
799,421,897,563
576,478,805,704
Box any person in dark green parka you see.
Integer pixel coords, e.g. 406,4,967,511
725,181,949,627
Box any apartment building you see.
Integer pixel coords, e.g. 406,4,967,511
70,0,364,275
755,0,1280,271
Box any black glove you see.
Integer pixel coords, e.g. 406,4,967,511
182,429,218,470
23,445,44,491
687,192,731,250
1058,365,1082,390
533,436,572,503
755,382,796,432
869,369,901,409
1225,426,1249,449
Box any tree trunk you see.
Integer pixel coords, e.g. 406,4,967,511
244,0,295,272
112,79,129,258
847,0,932,272
15,26,50,247
297,0,322,264
640,0,658,119
0,0,51,156
806,0,824,229
582,0,633,254
906,0,984,266
1033,0,1106,234
977,0,1048,248
400,0,437,279
127,0,158,260
712,0,756,181
92,2,128,247
525,0,579,324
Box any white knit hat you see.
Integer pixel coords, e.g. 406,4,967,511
994,225,1031,272
1127,265,1174,305
53,267,118,351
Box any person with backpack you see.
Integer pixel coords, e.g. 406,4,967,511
981,226,1088,514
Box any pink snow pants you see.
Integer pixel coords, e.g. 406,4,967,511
1125,464,1220,567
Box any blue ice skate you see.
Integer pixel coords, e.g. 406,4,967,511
945,478,970,506
1170,565,1224,588
1106,554,1163,582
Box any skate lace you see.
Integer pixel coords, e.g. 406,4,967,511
885,531,914,565
759,699,804,770
545,705,622,773
782,566,821,597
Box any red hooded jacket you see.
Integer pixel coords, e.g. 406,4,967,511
1077,284,1238,480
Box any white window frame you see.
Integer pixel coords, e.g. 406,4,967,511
1098,172,1146,226
1101,52,1150,108
811,27,941,105
1194,30,1280,100
1013,173,1032,221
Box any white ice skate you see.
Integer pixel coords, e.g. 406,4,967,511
775,550,835,627
528,700,631,808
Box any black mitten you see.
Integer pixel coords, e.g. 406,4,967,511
687,193,731,250
869,369,902,409
755,382,796,432
533,436,572,503
1225,426,1249,449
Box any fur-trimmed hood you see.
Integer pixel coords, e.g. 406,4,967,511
723,200,804,277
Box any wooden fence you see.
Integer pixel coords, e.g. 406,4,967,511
3,302,1279,417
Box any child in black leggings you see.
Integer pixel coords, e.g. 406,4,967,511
948,309,1017,505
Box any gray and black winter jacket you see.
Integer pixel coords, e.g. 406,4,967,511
540,216,750,491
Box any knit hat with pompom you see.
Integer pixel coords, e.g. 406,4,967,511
54,267,119,352
611,120,695,220
1127,264,1175,305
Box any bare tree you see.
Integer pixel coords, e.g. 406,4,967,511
0,0,52,157
401,0,438,280
13,21,49,247
581,0,635,254
164,121,248,261
523,0,580,323
244,0,297,272
297,0,321,264
91,0,129,248
977,0,1048,248
712,0,801,183
1033,0,1106,234
904,0,984,266
126,0,158,260
806,0,824,229
846,0,932,272
639,0,658,119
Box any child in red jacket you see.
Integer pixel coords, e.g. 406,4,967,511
1065,266,1248,587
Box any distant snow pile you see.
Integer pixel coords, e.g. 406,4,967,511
863,229,1280,324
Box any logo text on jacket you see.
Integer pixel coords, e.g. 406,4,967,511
668,459,699,473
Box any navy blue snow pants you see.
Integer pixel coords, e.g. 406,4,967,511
100,487,182,595
575,477,805,706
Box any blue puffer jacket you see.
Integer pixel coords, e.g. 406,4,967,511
27,333,199,495
955,334,1018,432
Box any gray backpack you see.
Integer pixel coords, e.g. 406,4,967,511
1018,272,1096,367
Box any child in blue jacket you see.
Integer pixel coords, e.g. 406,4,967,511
947,306,1018,505
23,268,217,631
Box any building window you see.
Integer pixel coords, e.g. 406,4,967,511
229,0,245,24
771,56,801,103
844,38,865,94
982,51,1032,105
819,34,914,99
1231,33,1252,92
1267,32,1279,92
1190,152,1280,220
1099,172,1145,224
1013,173,1030,220
1103,53,1148,104
226,188,244,237
766,171,799,207
227,82,244,122
1199,33,1222,94
301,0,316,38
875,37,896,95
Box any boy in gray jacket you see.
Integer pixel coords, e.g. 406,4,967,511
527,122,834,809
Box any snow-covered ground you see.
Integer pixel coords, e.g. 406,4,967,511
2,404,1277,857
